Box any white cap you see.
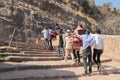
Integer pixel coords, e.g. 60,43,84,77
67,29,71,33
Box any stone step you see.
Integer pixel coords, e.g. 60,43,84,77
20,48,56,51
6,56,67,62
1,61,119,80
20,48,45,51
0,58,112,72
0,68,91,80
11,45,42,50
4,54,83,62
10,41,42,47
0,53,59,57
23,51,57,54
0,67,88,80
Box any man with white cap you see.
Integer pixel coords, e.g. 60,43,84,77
63,29,71,39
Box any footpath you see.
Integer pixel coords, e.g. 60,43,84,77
0,41,120,80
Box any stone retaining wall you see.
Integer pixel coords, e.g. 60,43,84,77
53,35,120,55
103,35,120,54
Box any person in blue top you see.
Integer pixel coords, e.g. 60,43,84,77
77,29,95,74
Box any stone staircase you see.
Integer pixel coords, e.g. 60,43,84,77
0,42,113,80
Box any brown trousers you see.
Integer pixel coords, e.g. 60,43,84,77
64,49,74,62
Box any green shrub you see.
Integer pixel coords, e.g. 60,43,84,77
0,54,8,60
82,1,94,15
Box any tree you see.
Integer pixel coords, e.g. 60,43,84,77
82,1,94,15
117,8,120,12
103,2,112,8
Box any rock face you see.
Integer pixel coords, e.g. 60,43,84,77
96,7,120,35
0,0,91,28
0,0,120,42
0,0,93,42
0,0,11,17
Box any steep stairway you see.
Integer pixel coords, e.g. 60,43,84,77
0,42,113,80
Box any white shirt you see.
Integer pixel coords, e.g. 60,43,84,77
93,34,104,50
77,34,95,49
49,29,53,34
41,29,49,39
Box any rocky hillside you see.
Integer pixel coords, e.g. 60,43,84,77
96,6,120,35
0,0,95,29
0,0,120,42
0,0,98,42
